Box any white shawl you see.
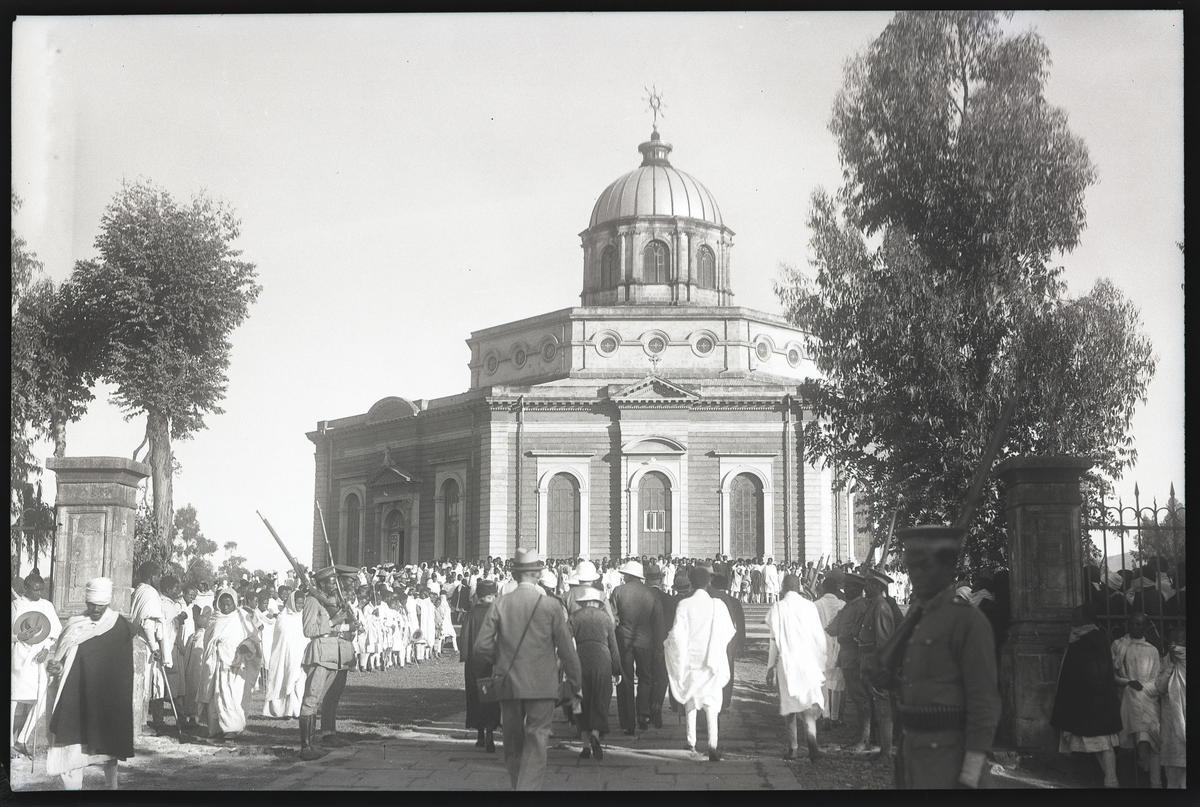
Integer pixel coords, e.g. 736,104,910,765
664,589,736,710
767,591,827,714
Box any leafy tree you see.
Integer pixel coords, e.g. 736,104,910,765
217,553,250,585
172,503,218,578
777,12,1156,578
59,180,260,553
11,194,98,516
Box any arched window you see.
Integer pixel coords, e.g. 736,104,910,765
643,240,669,283
443,479,461,559
601,246,618,289
547,473,581,558
639,471,671,556
697,246,716,289
729,474,764,559
344,493,361,567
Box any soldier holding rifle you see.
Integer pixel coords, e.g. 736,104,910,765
298,564,360,760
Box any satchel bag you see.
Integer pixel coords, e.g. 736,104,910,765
476,598,542,704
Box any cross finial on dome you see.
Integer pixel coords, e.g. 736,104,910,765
644,85,666,132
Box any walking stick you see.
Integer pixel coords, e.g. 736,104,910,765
156,654,183,740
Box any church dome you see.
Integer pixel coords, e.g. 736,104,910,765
588,128,724,228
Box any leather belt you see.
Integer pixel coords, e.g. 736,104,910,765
896,703,966,731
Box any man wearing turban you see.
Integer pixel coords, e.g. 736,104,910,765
44,578,135,790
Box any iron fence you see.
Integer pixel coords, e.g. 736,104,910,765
1081,483,1185,650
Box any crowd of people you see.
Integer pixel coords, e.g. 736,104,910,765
10,543,1186,791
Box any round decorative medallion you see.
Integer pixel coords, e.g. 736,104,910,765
514,348,527,368
541,340,557,362
601,336,618,354
485,354,499,374
787,347,802,367
756,341,772,361
647,336,666,354
696,336,714,354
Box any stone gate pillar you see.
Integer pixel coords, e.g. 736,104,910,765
46,456,150,616
995,455,1091,749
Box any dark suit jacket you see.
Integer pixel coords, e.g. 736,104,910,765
710,588,745,655
610,579,665,651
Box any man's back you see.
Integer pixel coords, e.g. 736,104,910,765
474,583,580,700
610,580,665,650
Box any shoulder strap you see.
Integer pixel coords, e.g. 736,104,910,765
502,596,542,677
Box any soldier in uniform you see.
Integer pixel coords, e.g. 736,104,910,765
869,526,1000,789
298,565,360,761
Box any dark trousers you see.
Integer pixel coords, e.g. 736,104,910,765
842,664,871,742
649,650,669,725
616,643,654,731
722,649,736,711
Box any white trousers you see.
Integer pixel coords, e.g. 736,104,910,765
685,704,719,750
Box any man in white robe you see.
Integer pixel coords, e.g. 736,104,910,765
664,566,736,761
11,572,62,756
763,558,781,604
1154,627,1185,788
1112,612,1163,787
813,576,845,730
767,573,827,761
129,562,164,733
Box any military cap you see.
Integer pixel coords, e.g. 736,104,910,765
865,568,894,586
842,571,866,585
896,525,967,552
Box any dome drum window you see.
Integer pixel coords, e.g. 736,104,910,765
594,330,621,358
539,337,558,363
643,240,670,284
484,351,500,375
600,246,619,290
697,246,716,290
754,336,775,362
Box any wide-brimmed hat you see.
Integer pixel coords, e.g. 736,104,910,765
618,560,645,580
575,586,604,604
575,560,600,582
512,548,545,572
475,579,498,597
645,564,665,581
539,568,559,589
896,525,967,552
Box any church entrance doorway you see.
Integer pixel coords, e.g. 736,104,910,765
386,510,405,566
639,471,671,556
729,473,764,559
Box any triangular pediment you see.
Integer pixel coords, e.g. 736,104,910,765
367,464,421,488
609,376,700,402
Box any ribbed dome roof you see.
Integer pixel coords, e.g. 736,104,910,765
588,129,724,229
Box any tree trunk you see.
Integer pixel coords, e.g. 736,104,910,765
50,407,67,458
146,410,175,562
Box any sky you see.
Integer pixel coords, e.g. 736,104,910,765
12,12,1185,575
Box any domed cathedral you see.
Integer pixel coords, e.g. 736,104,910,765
307,126,865,571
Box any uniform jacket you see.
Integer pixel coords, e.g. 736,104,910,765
897,584,1000,753
610,579,666,651
473,582,581,700
301,594,354,671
